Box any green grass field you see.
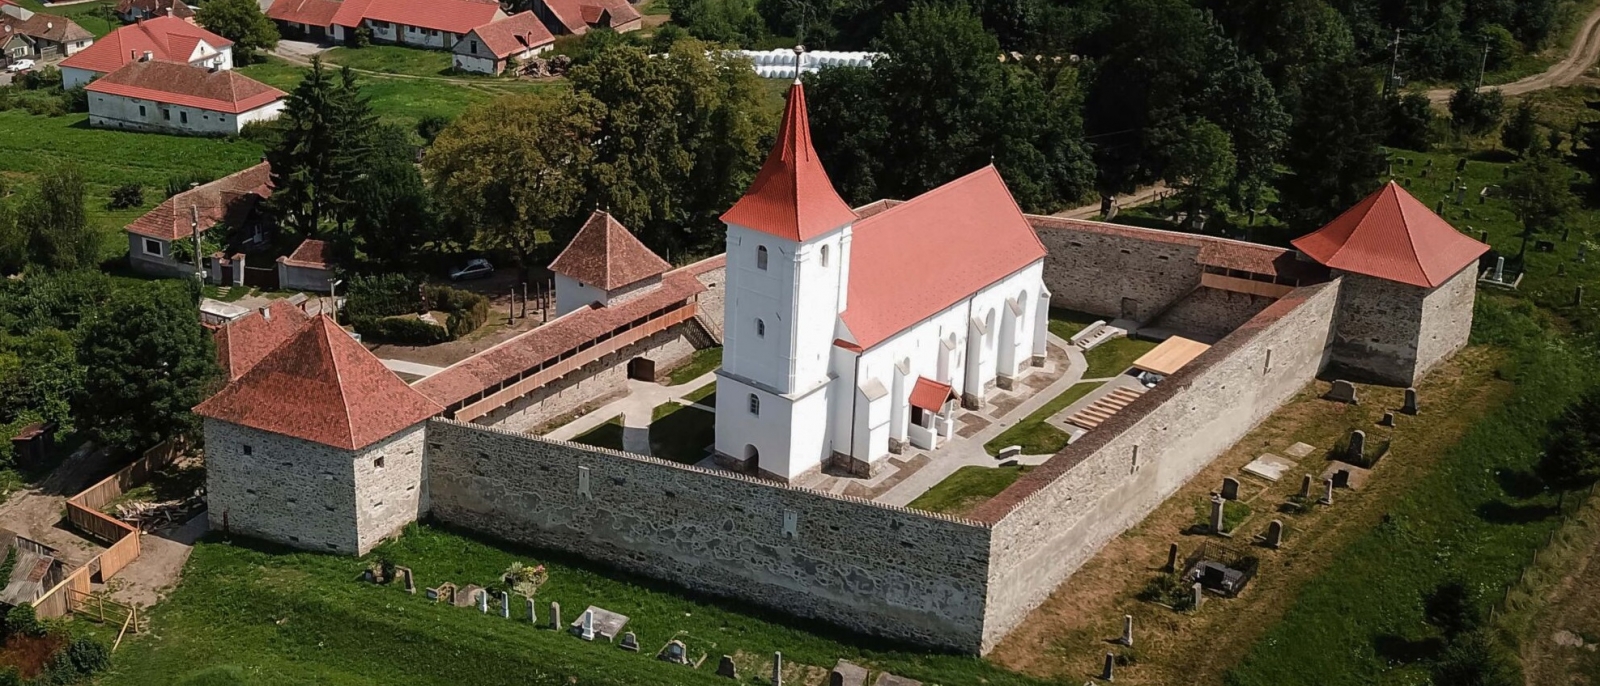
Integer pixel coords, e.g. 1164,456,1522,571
984,381,1099,456
324,46,462,78
907,465,1034,516
0,110,265,259
668,347,722,385
648,402,714,464
236,57,559,129
99,526,1053,686
1084,336,1157,378
14,0,118,37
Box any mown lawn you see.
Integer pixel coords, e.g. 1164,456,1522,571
0,110,264,259
14,0,118,37
236,57,559,129
668,347,722,385
907,465,1034,517
572,416,625,451
648,402,714,464
1084,336,1157,378
100,526,1054,686
984,381,1099,456
1225,300,1600,686
324,45,461,78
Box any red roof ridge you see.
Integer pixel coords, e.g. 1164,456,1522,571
721,81,857,242
1291,181,1488,288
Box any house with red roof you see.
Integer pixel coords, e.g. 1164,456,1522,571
266,0,504,50
59,16,232,88
87,59,285,135
0,5,95,66
531,0,640,36
277,238,335,292
451,10,553,74
125,161,273,277
547,209,672,315
714,80,1051,482
113,0,194,23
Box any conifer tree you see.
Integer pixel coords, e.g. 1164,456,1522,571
1275,63,1387,231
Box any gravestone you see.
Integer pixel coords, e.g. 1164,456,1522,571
1264,520,1284,549
570,606,629,641
1192,582,1205,610
660,640,689,665
1537,240,1557,253
1320,478,1334,505
397,566,415,594
1299,474,1313,500
1347,430,1366,462
1121,614,1134,647
427,582,455,603
1403,387,1419,415
477,589,488,614
1165,543,1179,572
1326,380,1359,404
1380,412,1395,427
578,610,595,640
1221,477,1240,501
1578,286,1586,307
1333,469,1351,489
717,655,737,679
1456,157,1467,172
619,631,640,652
1286,442,1315,459
455,584,482,608
1201,564,1225,589
528,598,536,624
1560,263,1568,277
773,652,783,686
830,660,869,686
873,672,923,686
501,592,510,619
1435,199,1445,214
1102,653,1116,682
1457,185,1466,204
1210,495,1226,534
549,601,561,631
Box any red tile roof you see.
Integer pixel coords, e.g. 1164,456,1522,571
466,10,553,58
195,315,443,449
721,82,857,243
416,268,705,408
265,0,344,26
0,12,94,44
548,210,670,290
126,162,272,241
840,166,1046,350
215,300,312,380
1292,181,1489,288
363,0,502,34
61,16,230,74
87,60,283,114
279,238,332,269
908,377,953,412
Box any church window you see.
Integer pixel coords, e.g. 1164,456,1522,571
756,319,765,337
756,246,768,270
748,394,760,415
820,244,830,267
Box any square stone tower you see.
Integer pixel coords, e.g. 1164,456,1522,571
1292,181,1489,386
195,315,443,555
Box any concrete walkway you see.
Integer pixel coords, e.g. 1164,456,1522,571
543,372,720,456
873,336,1089,507
381,358,446,378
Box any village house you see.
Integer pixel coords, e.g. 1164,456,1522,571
113,0,195,23
124,162,273,278
531,0,641,35
86,60,285,135
451,11,552,74
266,0,503,49
59,16,231,88
277,239,335,293
0,5,94,67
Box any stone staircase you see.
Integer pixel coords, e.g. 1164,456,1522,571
1072,321,1127,351
1068,386,1146,430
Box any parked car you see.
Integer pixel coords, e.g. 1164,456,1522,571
449,258,494,281
6,59,34,73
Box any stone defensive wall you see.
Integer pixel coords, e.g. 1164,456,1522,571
424,419,995,651
969,279,1342,651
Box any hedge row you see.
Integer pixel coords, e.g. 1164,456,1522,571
351,316,450,346
349,284,490,346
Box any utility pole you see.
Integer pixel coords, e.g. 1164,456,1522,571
190,205,204,294
1386,28,1403,95
1478,41,1491,89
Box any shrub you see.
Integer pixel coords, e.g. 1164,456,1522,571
351,315,449,345
1424,579,1482,638
346,274,423,320
350,25,371,47
1430,631,1520,686
0,667,18,686
108,184,144,210
415,115,451,145
424,284,490,338
4,604,42,638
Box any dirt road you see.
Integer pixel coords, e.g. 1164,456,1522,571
1427,5,1600,104
1054,183,1170,220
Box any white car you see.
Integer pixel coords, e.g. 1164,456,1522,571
449,258,494,282
6,59,34,73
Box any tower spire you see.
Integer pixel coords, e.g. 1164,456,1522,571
720,74,856,242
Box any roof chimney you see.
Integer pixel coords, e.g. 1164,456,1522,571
259,306,272,321
141,50,153,61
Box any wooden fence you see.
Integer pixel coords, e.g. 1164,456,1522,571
33,439,184,619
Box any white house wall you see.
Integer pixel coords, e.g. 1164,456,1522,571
88,92,284,136
60,66,95,88
452,52,499,74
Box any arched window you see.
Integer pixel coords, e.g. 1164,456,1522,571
748,394,761,415
820,244,830,267
756,246,768,270
756,319,766,337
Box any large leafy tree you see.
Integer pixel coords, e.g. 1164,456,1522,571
16,167,99,272
195,0,279,64
345,124,446,268
1275,63,1387,231
1503,149,1577,258
75,281,217,454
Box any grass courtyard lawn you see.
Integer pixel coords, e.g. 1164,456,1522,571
668,347,722,385
907,465,1034,517
100,526,1053,686
236,58,561,129
683,381,715,405
648,402,714,464
983,381,1099,456
0,110,265,259
1083,336,1157,378
13,0,117,37
572,416,625,451
324,46,462,79
639,0,671,15
1047,307,1100,341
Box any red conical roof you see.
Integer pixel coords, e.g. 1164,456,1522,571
1292,181,1489,288
548,210,670,290
720,82,857,242
195,315,442,450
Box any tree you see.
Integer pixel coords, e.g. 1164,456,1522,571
195,0,279,64
669,0,765,45
1430,631,1521,686
1503,149,1576,257
266,59,376,237
1501,99,1540,157
1449,86,1505,137
345,124,446,267
0,200,22,275
17,166,100,271
425,93,598,272
75,281,217,454
1275,63,1388,231
1386,92,1436,152
1538,392,1600,490
1423,579,1482,639
1164,119,1236,225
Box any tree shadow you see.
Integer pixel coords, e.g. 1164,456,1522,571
1494,468,1547,499
1373,634,1444,665
1475,499,1559,524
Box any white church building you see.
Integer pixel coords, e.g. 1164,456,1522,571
714,80,1050,483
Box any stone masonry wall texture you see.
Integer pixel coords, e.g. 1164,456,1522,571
425,420,994,652
1151,286,1275,341
1328,272,1425,385
973,280,1341,652
1035,224,1202,321
1414,264,1477,382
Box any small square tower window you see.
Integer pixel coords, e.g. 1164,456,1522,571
748,394,760,415
374,456,385,469
242,444,252,455
756,319,765,337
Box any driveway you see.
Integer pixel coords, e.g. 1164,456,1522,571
276,40,332,61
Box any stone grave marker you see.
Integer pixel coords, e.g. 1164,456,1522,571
1326,380,1359,404
1210,495,1226,535
1380,412,1395,427
570,605,629,642
454,584,481,608
578,609,595,640
1165,543,1178,572
427,582,455,603
1264,520,1283,549
1299,474,1313,500
717,655,737,679
1243,454,1295,481
478,589,488,614
1191,582,1205,610
1403,387,1419,415
1102,652,1115,682
1319,478,1334,505
501,592,510,619
873,673,922,686
1221,477,1240,501
527,598,536,623
773,652,783,686
1347,430,1366,462
548,601,561,631
1121,614,1134,647
830,659,869,686
1285,442,1315,459
396,566,415,594
1332,469,1351,489
660,640,689,665
619,631,640,652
